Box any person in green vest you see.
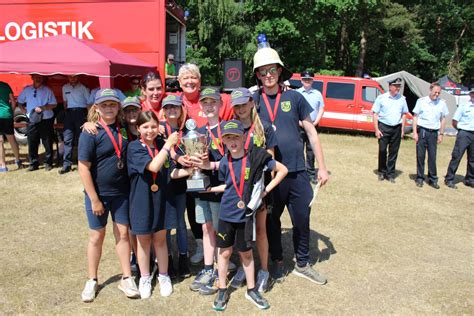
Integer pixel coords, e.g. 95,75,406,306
124,77,141,97
165,54,179,90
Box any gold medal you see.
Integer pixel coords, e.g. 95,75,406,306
150,184,159,192
237,200,245,209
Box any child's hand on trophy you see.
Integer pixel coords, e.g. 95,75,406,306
166,131,179,147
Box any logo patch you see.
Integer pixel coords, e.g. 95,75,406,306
281,101,291,112
231,90,244,99
210,138,221,150
224,121,239,130
201,87,216,95
253,134,263,147
217,233,227,241
245,167,250,180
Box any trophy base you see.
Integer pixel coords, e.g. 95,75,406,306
186,176,211,192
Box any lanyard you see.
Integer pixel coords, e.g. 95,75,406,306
261,88,281,124
99,119,122,160
228,153,247,201
165,122,183,147
208,122,224,156
142,139,159,184
244,123,255,151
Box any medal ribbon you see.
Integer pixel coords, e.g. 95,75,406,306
261,87,281,124
208,122,224,156
142,139,159,184
99,119,122,161
228,153,247,202
244,123,255,152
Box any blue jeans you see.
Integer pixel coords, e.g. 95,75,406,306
166,193,188,255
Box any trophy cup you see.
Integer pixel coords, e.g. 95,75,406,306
182,119,211,192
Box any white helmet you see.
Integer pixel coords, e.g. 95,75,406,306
253,47,292,81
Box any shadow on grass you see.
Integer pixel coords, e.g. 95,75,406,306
98,274,122,294
372,169,404,179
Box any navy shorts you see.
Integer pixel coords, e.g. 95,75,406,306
216,220,251,253
0,118,14,135
85,194,129,230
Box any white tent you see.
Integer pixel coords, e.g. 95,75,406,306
375,71,457,125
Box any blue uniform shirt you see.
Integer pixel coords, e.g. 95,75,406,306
413,96,449,130
452,101,474,131
62,82,90,108
297,87,325,122
243,120,277,151
371,92,408,126
162,122,188,195
17,85,57,120
253,89,312,173
127,139,168,230
196,123,225,202
218,155,276,223
78,124,129,196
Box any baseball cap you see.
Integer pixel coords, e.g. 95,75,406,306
122,96,141,109
199,87,221,101
389,78,403,86
95,88,121,104
162,94,183,107
221,120,244,136
230,88,252,107
301,70,314,79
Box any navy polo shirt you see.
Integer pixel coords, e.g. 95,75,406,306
196,124,225,202
218,155,276,223
78,124,129,196
244,120,278,151
127,138,168,224
161,122,189,195
253,89,312,172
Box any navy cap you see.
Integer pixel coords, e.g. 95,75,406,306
221,120,244,136
95,88,121,104
122,96,141,109
301,70,314,79
199,87,221,101
230,88,252,107
162,94,183,107
389,78,403,86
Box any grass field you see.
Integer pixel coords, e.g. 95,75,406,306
0,133,472,314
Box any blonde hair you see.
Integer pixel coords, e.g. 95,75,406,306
178,63,201,80
87,102,121,124
234,100,266,148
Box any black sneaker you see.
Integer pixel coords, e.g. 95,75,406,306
27,164,39,172
212,288,229,311
58,166,71,174
271,261,285,283
416,179,423,187
245,289,270,310
168,255,177,280
378,173,384,181
444,180,456,189
428,181,440,189
44,164,53,171
178,254,191,278
292,263,327,285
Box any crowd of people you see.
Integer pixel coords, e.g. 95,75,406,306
0,40,472,312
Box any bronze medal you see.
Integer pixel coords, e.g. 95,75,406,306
151,184,159,192
117,159,124,170
237,200,245,209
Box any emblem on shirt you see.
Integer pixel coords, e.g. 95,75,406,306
210,138,221,150
253,134,263,147
120,128,128,140
245,167,250,180
164,158,170,169
281,101,291,112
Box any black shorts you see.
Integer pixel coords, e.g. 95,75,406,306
0,118,14,135
216,219,251,252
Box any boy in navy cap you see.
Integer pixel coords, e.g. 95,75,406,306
194,119,287,311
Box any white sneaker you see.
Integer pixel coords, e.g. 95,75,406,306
190,239,204,265
158,274,173,297
81,279,98,302
118,277,140,298
139,276,153,299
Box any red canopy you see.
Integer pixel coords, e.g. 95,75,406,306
0,34,156,78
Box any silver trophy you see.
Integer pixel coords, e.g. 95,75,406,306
182,119,211,192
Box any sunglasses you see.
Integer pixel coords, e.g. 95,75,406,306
258,67,278,77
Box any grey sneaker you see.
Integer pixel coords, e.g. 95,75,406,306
199,269,218,295
245,289,270,310
118,277,140,298
81,279,98,302
213,288,229,311
190,269,214,291
229,266,246,288
292,263,327,285
256,269,270,293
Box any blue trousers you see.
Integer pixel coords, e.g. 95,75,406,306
62,108,87,167
445,129,474,184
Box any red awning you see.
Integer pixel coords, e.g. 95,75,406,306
0,34,156,77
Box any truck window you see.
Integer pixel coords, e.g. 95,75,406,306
362,86,380,103
288,79,323,93
326,82,355,100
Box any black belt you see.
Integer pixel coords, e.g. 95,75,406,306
418,126,438,133
379,122,401,128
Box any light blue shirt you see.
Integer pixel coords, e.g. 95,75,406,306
17,85,57,120
62,83,90,108
88,88,126,105
372,92,408,126
413,96,449,130
452,100,474,131
297,87,325,122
